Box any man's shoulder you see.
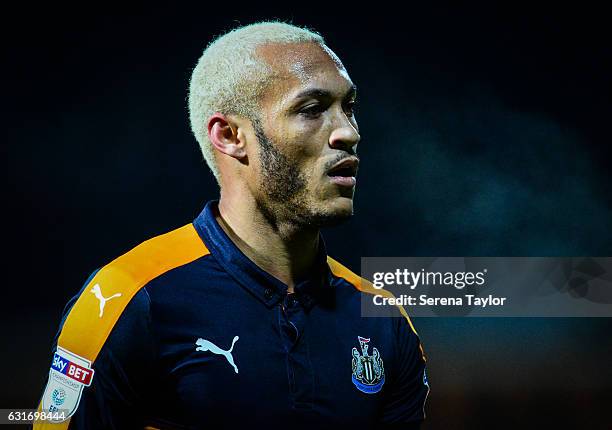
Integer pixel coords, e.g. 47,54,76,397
327,255,389,297
107,223,211,285
56,223,210,362
92,222,211,298
327,255,420,337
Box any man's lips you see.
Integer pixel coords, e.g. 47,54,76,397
328,176,357,187
326,157,359,187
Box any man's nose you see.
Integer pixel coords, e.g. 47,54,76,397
329,116,360,152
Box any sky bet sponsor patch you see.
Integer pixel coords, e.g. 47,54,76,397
41,346,95,422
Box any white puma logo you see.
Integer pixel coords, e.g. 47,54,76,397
90,283,122,318
195,336,240,373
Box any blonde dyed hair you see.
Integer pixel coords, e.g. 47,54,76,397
188,21,325,181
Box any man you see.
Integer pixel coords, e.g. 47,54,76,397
35,21,429,429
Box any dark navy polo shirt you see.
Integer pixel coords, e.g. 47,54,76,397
36,201,429,429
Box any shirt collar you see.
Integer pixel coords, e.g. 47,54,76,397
192,200,331,310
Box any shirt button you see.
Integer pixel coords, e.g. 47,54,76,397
264,288,274,300
288,295,298,307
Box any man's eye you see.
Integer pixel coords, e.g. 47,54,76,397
299,104,324,118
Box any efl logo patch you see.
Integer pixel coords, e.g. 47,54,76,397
42,347,95,422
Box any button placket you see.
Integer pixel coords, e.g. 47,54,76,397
278,293,313,409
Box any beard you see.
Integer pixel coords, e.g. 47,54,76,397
251,118,352,230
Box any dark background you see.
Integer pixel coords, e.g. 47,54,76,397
3,3,611,429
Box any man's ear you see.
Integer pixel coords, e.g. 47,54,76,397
207,113,247,159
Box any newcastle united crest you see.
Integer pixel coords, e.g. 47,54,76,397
351,336,385,394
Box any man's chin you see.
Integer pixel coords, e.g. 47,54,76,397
304,198,354,228
258,192,354,229
297,211,351,228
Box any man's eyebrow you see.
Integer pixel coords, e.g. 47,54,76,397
293,85,357,101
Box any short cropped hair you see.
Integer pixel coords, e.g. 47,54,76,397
188,21,324,181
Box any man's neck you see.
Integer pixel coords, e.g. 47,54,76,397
216,194,320,293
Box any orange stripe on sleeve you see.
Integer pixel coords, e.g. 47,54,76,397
327,256,426,361
34,223,209,429
326,256,420,337
57,223,209,362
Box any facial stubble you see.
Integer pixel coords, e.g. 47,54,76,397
252,118,352,230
